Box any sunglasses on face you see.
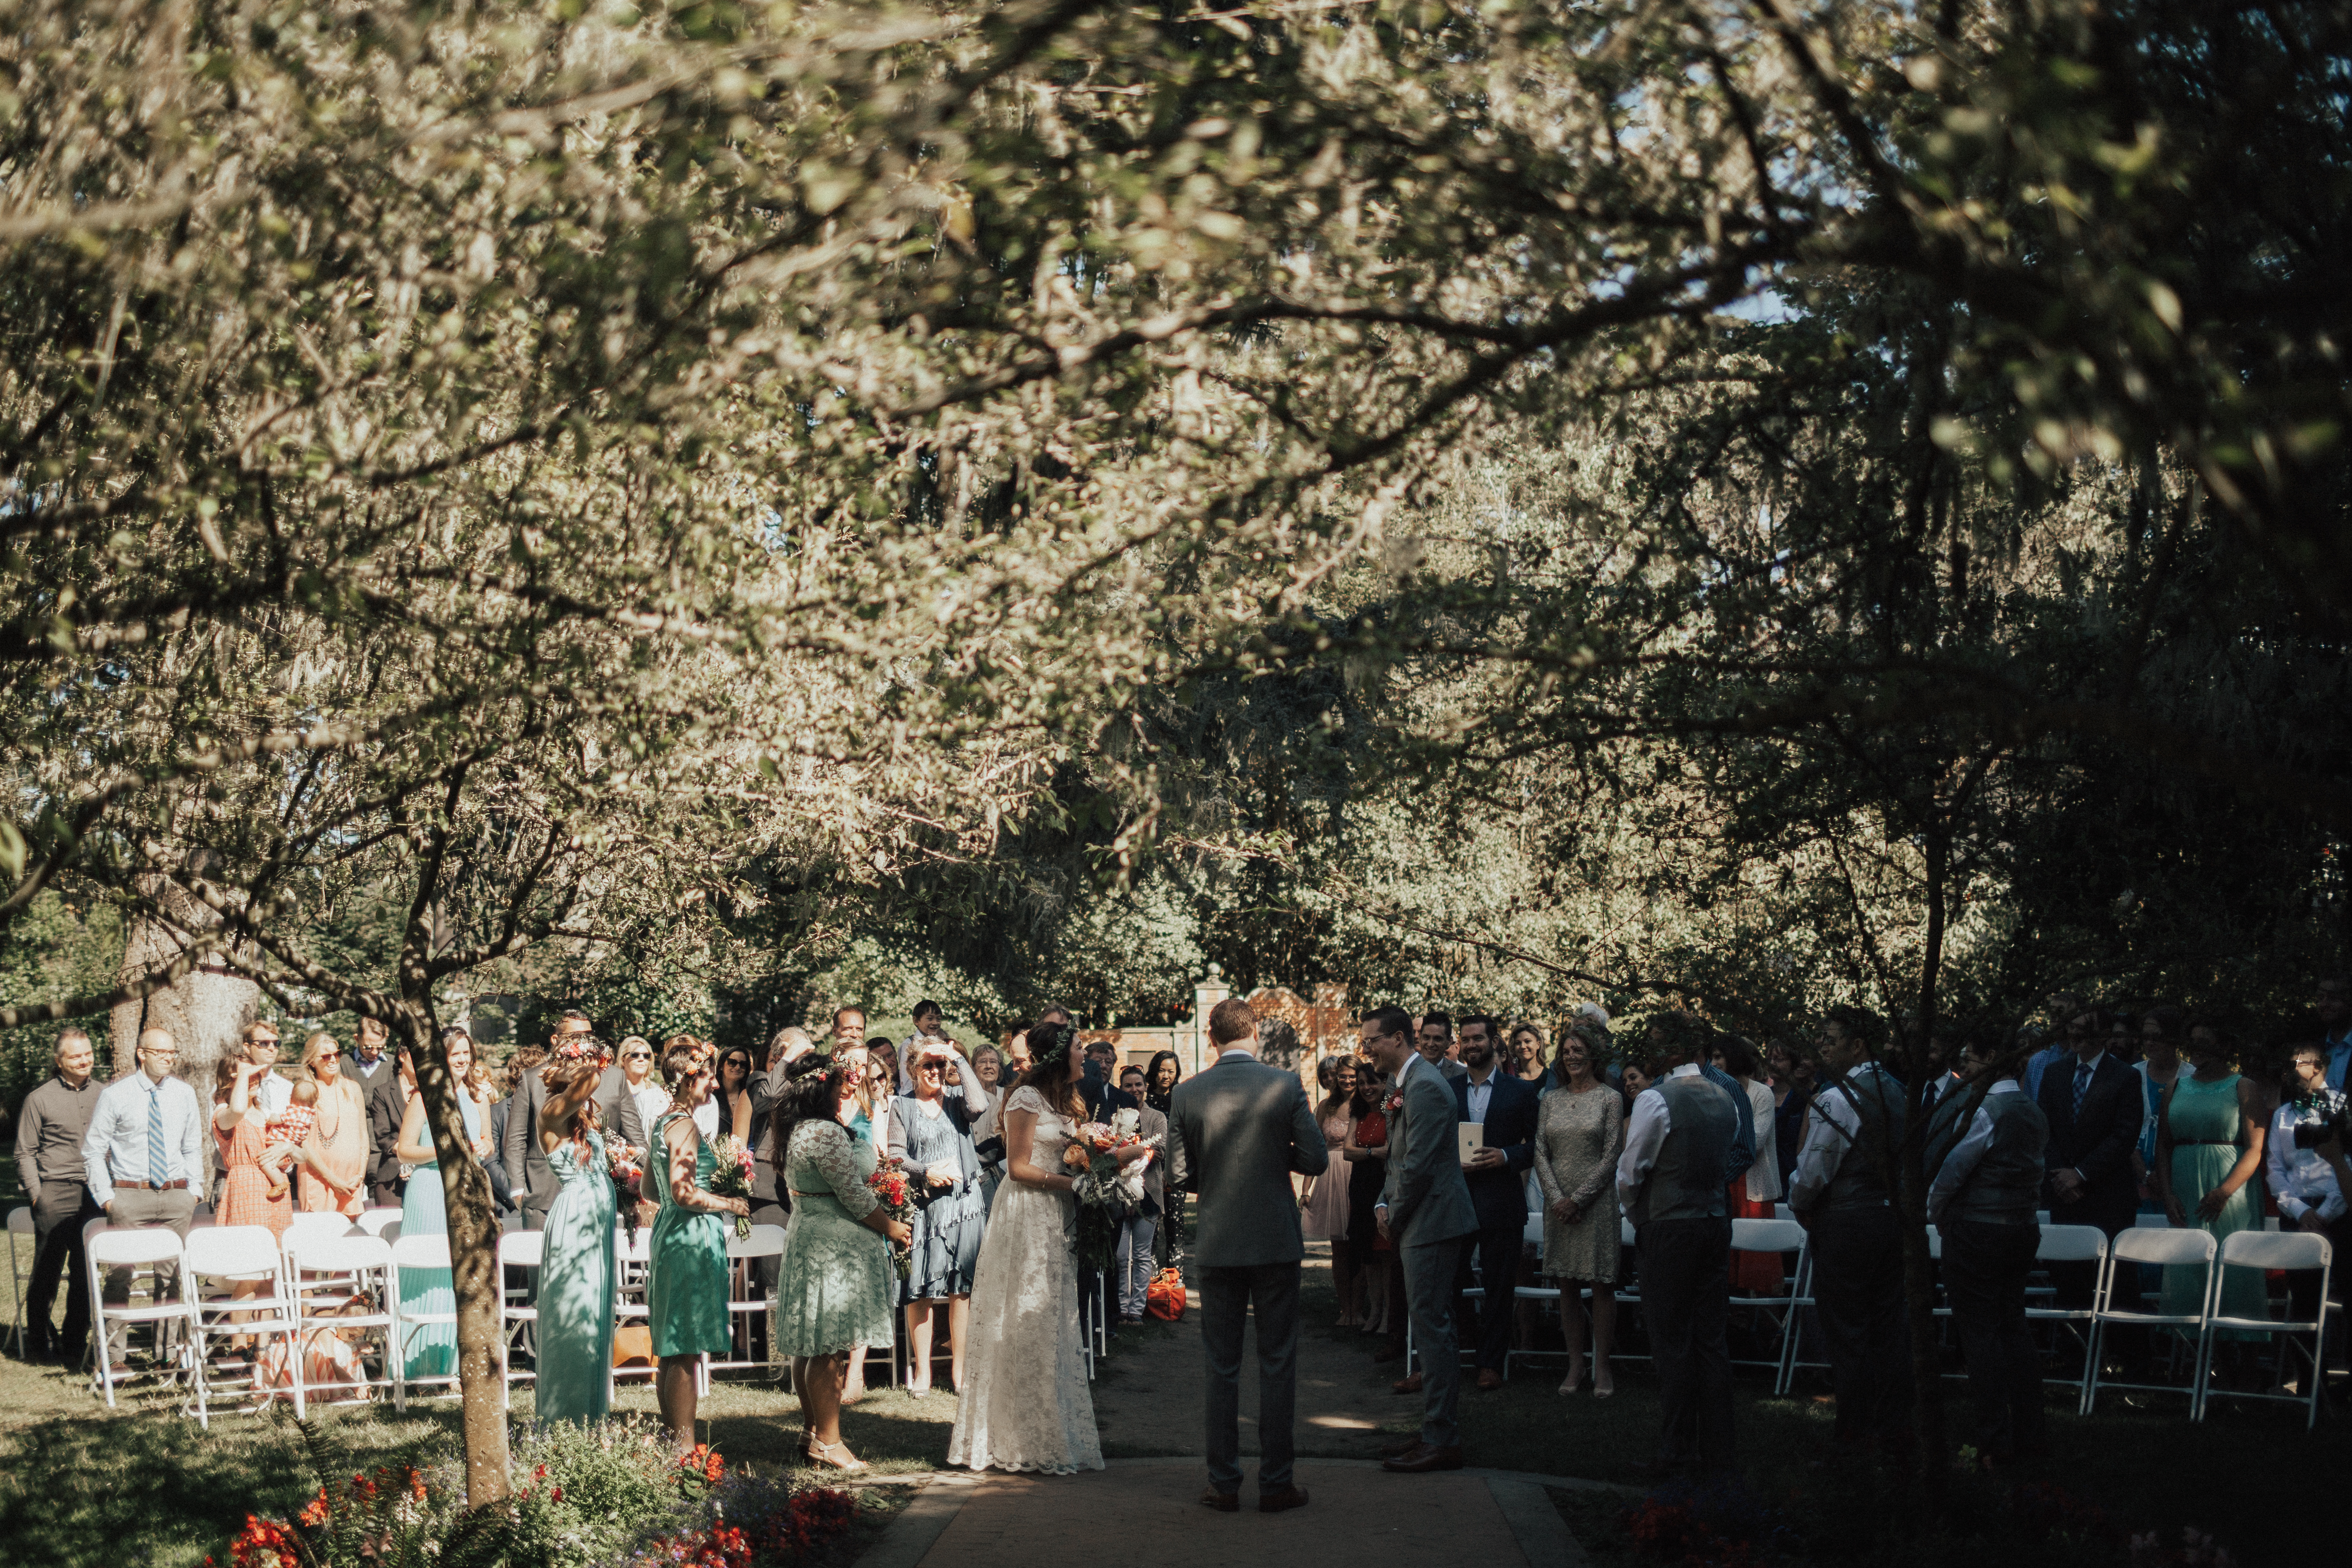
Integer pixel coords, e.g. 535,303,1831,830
624,1052,651,1061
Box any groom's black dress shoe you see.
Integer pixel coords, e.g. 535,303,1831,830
1200,1488,1240,1512
1259,1485,1310,1513
1381,1443,1465,1474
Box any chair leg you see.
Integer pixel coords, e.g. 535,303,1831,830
2082,1320,2105,1416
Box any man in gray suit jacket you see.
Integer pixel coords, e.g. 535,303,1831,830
1367,1005,1479,1474
1168,998,1328,1515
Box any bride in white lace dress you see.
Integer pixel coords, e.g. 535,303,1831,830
949,1024,1154,1473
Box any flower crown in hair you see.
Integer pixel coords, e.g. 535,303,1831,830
1030,1022,1074,1072
551,1037,602,1066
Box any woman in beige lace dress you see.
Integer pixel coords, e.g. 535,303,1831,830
1533,1024,1625,1397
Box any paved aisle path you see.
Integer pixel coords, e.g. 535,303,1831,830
856,1255,1614,1568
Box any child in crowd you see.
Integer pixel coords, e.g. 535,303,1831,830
264,1076,320,1200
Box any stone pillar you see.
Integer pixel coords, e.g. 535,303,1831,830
1188,964,1229,1076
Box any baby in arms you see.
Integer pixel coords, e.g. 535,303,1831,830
264,1077,320,1200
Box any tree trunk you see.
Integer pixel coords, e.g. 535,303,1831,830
401,995,510,1508
110,889,257,1085
1902,827,1952,1500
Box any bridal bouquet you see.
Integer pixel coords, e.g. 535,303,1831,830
707,1134,756,1239
1062,1117,1155,1277
866,1157,916,1279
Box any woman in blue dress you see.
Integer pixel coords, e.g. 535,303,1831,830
533,1042,617,1425
889,1039,987,1396
393,1028,495,1382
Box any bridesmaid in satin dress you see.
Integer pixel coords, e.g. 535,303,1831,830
532,1042,617,1425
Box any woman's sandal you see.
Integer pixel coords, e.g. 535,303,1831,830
805,1437,868,1474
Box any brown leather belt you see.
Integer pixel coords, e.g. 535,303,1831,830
115,1179,190,1191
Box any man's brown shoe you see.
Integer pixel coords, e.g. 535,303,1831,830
1200,1487,1240,1512
1376,1436,1422,1459
1391,1371,1424,1394
1381,1443,1465,1474
1259,1484,1311,1514
1476,1369,1503,1391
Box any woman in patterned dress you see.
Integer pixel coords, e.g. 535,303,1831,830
771,1055,909,1471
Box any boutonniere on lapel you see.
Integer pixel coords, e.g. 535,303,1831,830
1383,1088,1405,1116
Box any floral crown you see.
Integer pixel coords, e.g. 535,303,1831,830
551,1036,602,1066
1030,1020,1075,1072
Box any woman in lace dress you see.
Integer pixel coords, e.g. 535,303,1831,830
1533,1024,1624,1397
949,1021,1153,1474
772,1055,909,1471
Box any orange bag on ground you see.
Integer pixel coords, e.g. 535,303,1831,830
1145,1268,1185,1321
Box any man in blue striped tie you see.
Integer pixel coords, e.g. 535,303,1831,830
81,1028,206,1373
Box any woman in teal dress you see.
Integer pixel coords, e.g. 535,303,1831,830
771,1055,909,1472
533,1045,618,1425
649,1037,748,1452
394,1028,495,1382
2156,1023,2272,1349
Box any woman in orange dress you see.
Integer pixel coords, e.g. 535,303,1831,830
291,1031,369,1216
214,1057,297,1238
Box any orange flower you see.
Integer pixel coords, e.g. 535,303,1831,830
1062,1143,1091,1172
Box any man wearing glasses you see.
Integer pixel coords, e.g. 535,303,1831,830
81,1028,205,1372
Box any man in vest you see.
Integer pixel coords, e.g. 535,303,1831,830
1927,1036,2051,1466
1787,1006,1913,1458
1615,1021,1748,1479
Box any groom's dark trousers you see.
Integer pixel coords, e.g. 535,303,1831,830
1199,1263,1302,1496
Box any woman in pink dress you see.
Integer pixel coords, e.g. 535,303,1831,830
214,1057,297,1238
291,1032,369,1216
1300,1055,1359,1324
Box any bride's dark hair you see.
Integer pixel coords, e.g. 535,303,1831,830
1011,1021,1084,1120
766,1054,855,1176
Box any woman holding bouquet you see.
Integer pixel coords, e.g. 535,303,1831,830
771,1055,909,1472
649,1038,750,1453
533,1042,617,1426
949,1021,1153,1474
890,1039,987,1396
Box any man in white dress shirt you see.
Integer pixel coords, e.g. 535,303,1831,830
1615,1023,1745,1479
82,1028,207,1369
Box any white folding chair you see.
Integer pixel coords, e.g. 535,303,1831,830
85,1226,190,1404
286,1233,396,1406
2084,1227,2216,1414
6,1206,33,1356
1728,1218,1806,1375
184,1225,306,1427
1612,1217,1652,1368
2194,1229,2333,1427
388,1232,459,1409
1774,1231,1820,1396
353,1208,404,1238
710,1224,786,1378
2028,1224,2107,1413
609,1226,656,1399
1504,1212,1565,1379
283,1211,357,1251
497,1229,544,1409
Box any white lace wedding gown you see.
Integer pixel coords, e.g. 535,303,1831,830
947,1086,1104,1473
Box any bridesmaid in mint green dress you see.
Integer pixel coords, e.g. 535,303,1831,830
2156,1026,2272,1338
533,1050,617,1426
648,1039,747,1451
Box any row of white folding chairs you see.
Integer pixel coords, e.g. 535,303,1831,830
2084,1226,2334,1427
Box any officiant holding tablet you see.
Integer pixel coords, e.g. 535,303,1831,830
1448,1015,1541,1391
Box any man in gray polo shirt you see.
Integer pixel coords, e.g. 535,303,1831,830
13,1028,103,1363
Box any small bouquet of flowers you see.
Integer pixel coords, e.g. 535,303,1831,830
1062,1115,1156,1276
606,1139,646,1240
1383,1087,1404,1117
866,1156,916,1279
707,1133,756,1239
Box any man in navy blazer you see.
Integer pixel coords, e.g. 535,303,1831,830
2035,1024,2144,1330
1448,1014,1542,1389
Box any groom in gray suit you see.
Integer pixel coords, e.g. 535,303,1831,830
1365,1005,1479,1474
1169,997,1329,1515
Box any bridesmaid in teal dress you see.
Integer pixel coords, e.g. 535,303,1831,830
770,1055,908,1473
649,1038,747,1452
394,1029,495,1382
2156,1024,2272,1345
533,1045,618,1425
